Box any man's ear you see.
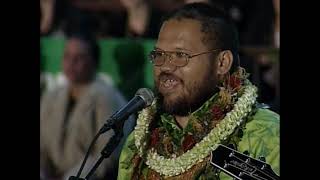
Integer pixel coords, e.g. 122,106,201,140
216,50,233,75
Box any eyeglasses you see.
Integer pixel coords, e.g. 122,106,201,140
148,49,221,67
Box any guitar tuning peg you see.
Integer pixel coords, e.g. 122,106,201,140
243,150,250,156
214,170,221,176
227,144,235,149
258,156,266,162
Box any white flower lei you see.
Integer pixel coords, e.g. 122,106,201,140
134,83,258,177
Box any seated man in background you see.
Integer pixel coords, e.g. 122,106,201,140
40,33,135,180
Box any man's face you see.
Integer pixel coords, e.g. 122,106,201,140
154,18,219,116
63,38,95,85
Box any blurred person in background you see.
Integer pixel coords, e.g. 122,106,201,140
40,0,68,37
201,0,279,113
40,32,135,180
120,0,162,38
71,0,163,38
40,0,99,38
260,0,280,113
184,0,210,4
241,0,279,113
273,0,280,48
70,0,127,38
40,0,55,35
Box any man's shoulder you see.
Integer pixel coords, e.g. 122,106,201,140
239,108,280,146
41,85,67,102
90,77,112,94
246,108,279,132
91,77,126,103
237,108,280,174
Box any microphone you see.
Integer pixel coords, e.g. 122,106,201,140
99,88,154,134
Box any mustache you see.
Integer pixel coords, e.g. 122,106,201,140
157,72,183,83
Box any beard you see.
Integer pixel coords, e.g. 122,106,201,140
155,68,219,116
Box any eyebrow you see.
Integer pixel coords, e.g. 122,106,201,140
154,47,192,52
176,47,192,52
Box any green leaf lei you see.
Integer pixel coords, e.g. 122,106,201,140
134,80,258,177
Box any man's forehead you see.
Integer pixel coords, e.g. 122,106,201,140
161,18,202,33
156,18,208,51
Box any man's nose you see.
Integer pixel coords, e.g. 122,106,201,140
160,55,177,72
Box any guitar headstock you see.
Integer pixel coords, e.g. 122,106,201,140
210,144,279,180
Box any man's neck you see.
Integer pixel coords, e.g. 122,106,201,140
69,83,88,100
174,115,190,129
69,75,95,100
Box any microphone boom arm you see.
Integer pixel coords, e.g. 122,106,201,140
69,118,124,180
85,125,123,180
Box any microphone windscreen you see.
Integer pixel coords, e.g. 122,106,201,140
135,88,154,106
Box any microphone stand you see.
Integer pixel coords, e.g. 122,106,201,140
69,119,124,180
68,87,154,180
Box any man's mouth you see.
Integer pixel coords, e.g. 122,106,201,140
159,74,181,92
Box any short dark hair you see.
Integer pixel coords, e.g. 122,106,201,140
66,32,100,68
162,3,239,69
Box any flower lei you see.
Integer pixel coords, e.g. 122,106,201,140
134,79,258,177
